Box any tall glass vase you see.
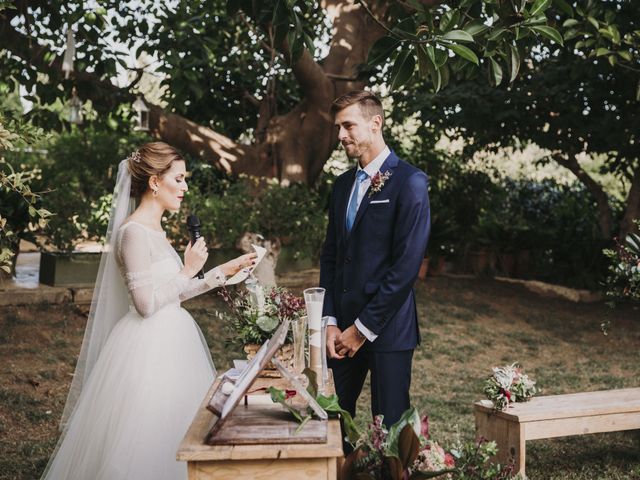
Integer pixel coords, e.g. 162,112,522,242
303,287,325,382
320,316,329,393
291,316,307,374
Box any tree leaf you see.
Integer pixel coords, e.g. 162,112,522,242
562,18,579,28
442,29,475,43
367,36,401,66
553,0,573,17
446,43,479,65
463,20,489,36
531,25,564,45
508,44,520,83
530,0,552,17
489,57,503,86
389,49,416,90
487,27,507,42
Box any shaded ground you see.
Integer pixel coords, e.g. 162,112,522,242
1,272,639,479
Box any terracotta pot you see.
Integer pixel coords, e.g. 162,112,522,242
243,343,295,378
418,257,429,280
428,256,446,276
468,247,491,275
497,252,516,277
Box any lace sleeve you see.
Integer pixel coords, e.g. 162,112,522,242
118,223,225,318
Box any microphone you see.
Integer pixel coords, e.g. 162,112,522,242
186,215,204,279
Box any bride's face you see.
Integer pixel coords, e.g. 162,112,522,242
155,160,188,212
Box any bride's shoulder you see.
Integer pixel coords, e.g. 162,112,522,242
117,219,146,239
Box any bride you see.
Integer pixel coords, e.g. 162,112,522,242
41,142,256,480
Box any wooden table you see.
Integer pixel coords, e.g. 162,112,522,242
177,374,344,480
474,388,640,477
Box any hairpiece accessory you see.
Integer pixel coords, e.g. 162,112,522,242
127,150,142,163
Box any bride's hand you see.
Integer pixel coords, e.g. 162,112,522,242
221,252,258,277
183,238,209,277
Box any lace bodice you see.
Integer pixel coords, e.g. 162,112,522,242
115,222,225,318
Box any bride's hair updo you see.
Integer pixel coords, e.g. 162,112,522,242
127,142,184,198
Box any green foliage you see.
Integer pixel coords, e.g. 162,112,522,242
603,221,640,303
185,169,328,259
364,0,563,91
219,283,304,346
449,438,516,480
16,126,149,252
0,112,51,274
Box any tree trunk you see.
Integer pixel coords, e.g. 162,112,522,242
553,152,613,239
619,168,640,239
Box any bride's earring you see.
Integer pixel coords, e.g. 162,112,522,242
152,188,158,197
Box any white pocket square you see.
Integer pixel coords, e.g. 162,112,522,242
370,199,390,204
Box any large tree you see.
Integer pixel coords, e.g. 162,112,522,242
393,0,640,238
1,0,563,183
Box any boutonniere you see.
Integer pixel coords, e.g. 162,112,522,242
368,170,392,197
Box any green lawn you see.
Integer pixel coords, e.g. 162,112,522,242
1,273,639,479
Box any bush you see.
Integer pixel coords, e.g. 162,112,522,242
182,168,328,260
16,126,150,251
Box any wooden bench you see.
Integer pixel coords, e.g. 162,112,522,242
474,388,640,477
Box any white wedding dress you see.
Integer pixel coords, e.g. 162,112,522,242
42,221,225,480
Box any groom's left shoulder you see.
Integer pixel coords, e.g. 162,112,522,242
393,157,428,186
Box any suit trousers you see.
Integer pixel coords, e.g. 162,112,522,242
329,348,414,452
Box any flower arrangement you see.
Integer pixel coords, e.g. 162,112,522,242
369,170,392,197
344,408,456,479
483,363,537,411
219,279,306,346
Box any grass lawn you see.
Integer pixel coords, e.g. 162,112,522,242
1,272,639,479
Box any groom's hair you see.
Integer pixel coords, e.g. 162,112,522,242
331,90,384,125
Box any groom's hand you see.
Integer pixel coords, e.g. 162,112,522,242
335,325,366,358
326,325,345,359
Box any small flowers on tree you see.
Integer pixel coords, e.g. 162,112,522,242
483,363,537,411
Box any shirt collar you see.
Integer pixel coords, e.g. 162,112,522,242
358,145,390,178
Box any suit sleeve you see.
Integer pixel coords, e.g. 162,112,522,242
319,186,338,318
358,171,431,336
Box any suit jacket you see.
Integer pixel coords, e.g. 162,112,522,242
319,150,431,352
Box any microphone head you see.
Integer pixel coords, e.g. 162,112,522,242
187,215,201,229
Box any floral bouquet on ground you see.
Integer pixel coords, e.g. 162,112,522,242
342,408,456,480
483,363,537,411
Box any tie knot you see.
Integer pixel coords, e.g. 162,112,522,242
356,170,368,183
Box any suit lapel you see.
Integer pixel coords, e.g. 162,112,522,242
349,151,399,236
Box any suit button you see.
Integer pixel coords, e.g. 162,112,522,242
343,288,348,293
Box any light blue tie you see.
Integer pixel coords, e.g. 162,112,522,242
346,170,368,232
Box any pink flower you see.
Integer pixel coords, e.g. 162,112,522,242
444,453,455,468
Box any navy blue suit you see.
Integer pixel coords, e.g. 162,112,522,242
319,150,430,433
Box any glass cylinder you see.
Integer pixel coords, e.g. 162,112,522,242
320,316,329,392
303,287,325,378
291,315,307,374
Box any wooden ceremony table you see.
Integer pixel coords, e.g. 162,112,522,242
177,373,344,480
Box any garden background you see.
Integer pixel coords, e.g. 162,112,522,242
1,1,639,479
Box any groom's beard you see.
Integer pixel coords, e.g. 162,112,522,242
342,137,372,160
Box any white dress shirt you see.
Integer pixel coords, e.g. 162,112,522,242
326,145,390,342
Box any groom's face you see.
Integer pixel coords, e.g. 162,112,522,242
334,103,379,160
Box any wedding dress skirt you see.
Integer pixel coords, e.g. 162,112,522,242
42,304,215,480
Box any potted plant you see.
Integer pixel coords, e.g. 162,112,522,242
219,281,306,376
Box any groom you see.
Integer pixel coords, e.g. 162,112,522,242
319,91,430,442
